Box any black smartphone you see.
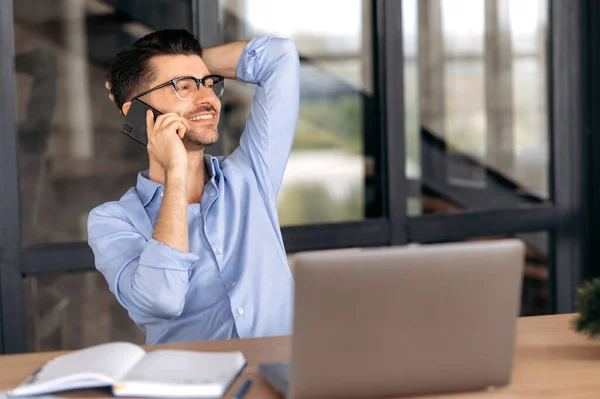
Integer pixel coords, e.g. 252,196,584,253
120,99,162,146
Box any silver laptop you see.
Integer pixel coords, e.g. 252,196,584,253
260,239,525,399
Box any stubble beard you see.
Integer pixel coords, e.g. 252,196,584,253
182,125,219,149
182,103,220,149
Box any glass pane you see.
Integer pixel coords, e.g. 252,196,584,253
26,273,145,352
437,232,551,316
14,0,192,350
15,0,192,246
221,0,379,226
404,0,549,216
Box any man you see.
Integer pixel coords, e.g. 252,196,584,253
87,29,299,344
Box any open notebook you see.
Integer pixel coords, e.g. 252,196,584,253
7,342,246,398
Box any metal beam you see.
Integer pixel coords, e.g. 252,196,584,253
364,0,384,219
550,0,588,313
376,0,408,245
408,205,559,243
193,0,223,156
0,0,27,354
21,243,95,277
283,220,391,253
104,0,193,31
584,0,600,281
21,220,392,277
193,0,220,47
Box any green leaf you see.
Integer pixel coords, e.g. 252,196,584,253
572,278,600,339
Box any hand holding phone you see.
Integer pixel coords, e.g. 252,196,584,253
121,99,162,146
121,99,189,170
146,110,189,171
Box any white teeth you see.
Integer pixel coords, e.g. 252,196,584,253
188,114,214,121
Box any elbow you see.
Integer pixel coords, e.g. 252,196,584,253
120,272,187,320
272,38,299,78
147,295,185,320
140,286,186,320
276,38,299,59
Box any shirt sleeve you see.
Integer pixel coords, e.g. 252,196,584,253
87,205,199,320
234,36,300,200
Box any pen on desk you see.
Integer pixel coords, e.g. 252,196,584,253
232,377,253,399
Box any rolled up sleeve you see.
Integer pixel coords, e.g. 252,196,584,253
88,206,198,320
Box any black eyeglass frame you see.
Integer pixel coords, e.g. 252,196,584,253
130,74,225,102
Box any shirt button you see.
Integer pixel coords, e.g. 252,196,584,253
160,192,164,197
231,281,236,287
216,247,223,254
237,307,244,315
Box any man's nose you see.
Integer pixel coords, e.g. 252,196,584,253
193,83,218,104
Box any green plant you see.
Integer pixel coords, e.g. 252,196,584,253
572,278,600,339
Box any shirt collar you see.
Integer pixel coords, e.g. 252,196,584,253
206,153,222,183
136,154,222,207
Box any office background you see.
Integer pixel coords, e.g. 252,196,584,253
0,0,593,354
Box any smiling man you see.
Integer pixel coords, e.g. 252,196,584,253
87,29,299,344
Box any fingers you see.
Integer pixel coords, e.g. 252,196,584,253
163,120,186,139
146,110,155,135
153,113,187,137
176,121,186,139
154,113,184,129
105,82,115,103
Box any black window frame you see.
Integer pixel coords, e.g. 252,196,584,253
0,0,589,353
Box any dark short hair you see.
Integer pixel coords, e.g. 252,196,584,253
106,29,203,111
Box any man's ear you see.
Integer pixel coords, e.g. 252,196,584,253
121,101,132,116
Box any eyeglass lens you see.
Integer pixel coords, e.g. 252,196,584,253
174,77,224,100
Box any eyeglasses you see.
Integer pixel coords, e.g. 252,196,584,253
131,74,225,102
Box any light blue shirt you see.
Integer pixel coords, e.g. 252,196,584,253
87,37,299,344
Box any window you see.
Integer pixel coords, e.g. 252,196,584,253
13,0,190,351
220,0,381,225
0,0,586,353
404,0,549,216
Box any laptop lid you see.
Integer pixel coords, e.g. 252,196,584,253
288,239,525,399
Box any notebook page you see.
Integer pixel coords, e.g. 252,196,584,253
25,342,146,384
121,350,245,387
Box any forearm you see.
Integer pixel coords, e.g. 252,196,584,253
153,167,189,252
202,40,250,79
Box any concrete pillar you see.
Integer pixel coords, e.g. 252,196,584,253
418,0,445,137
62,0,94,160
484,0,515,176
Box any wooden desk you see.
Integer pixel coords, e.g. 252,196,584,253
0,314,599,398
